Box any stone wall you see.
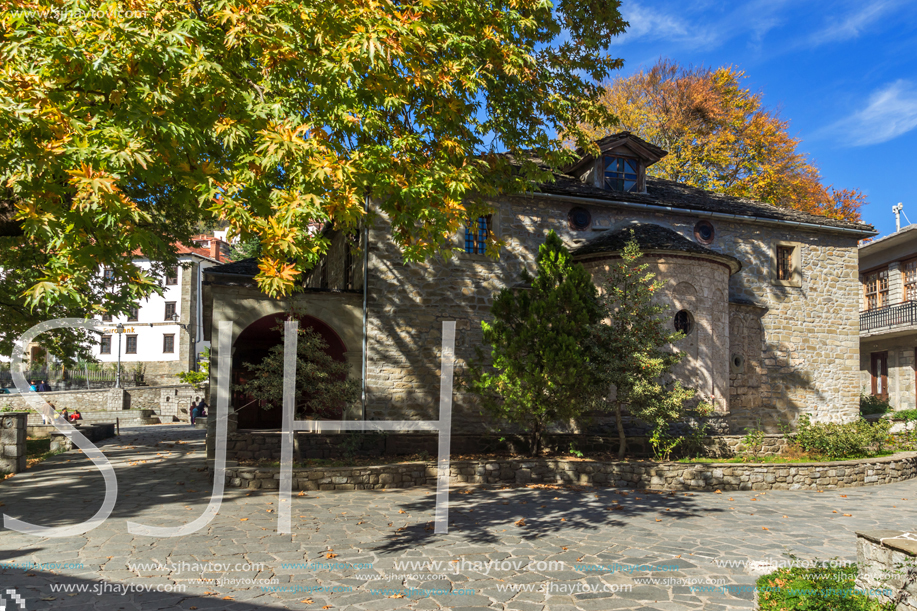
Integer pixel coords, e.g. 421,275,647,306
856,530,917,610
579,254,731,411
363,196,862,434
225,431,789,462
0,384,196,418
26,410,157,427
1,388,128,412
49,423,117,452
0,412,27,473
221,451,917,492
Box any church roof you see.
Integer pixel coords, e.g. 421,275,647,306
570,222,742,274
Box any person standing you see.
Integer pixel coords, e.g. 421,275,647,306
37,380,51,392
190,400,200,425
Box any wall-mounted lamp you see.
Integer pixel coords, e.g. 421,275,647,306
170,313,188,331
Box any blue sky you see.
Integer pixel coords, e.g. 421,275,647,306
606,0,917,237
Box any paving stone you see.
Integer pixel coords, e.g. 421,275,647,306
1,424,915,610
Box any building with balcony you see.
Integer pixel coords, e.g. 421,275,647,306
859,224,917,409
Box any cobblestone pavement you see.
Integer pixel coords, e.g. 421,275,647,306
1,425,915,610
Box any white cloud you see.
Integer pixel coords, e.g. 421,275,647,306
610,2,719,48
825,81,917,146
808,1,900,46
608,0,792,53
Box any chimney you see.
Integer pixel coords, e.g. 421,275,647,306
210,240,221,262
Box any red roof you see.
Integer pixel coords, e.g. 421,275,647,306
131,234,233,262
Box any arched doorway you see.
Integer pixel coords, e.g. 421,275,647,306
232,313,348,430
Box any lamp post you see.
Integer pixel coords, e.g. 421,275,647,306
116,322,124,388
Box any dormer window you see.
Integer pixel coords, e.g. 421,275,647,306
604,156,639,192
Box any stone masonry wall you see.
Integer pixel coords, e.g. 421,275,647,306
856,530,917,610
1,384,196,422
364,195,862,434
579,255,731,412
0,412,27,473
221,451,917,492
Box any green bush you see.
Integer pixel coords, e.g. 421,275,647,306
790,415,892,459
756,565,893,611
860,393,892,415
889,409,917,421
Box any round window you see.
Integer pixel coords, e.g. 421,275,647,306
694,220,715,244
568,207,592,231
674,310,694,336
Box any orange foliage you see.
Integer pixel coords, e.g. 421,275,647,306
583,59,864,222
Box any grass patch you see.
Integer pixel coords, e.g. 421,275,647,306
679,450,896,464
25,437,66,469
756,565,893,611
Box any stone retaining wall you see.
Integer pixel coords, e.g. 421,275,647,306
226,431,791,462
1,385,195,422
50,423,117,453
220,451,917,492
25,409,156,428
856,530,917,610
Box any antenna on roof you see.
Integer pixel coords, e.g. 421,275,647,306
893,203,904,232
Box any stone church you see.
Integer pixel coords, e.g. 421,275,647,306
202,132,875,437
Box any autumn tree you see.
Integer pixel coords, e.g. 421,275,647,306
0,0,627,328
583,59,865,222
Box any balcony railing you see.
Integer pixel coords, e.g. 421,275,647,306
860,300,917,332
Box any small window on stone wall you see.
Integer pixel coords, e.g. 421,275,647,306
464,215,491,254
694,220,715,244
674,310,694,336
730,353,746,374
772,242,802,287
568,207,592,231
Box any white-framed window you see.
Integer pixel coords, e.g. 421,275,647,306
864,268,889,310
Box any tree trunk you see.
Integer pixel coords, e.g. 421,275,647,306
616,403,627,459
531,420,542,458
